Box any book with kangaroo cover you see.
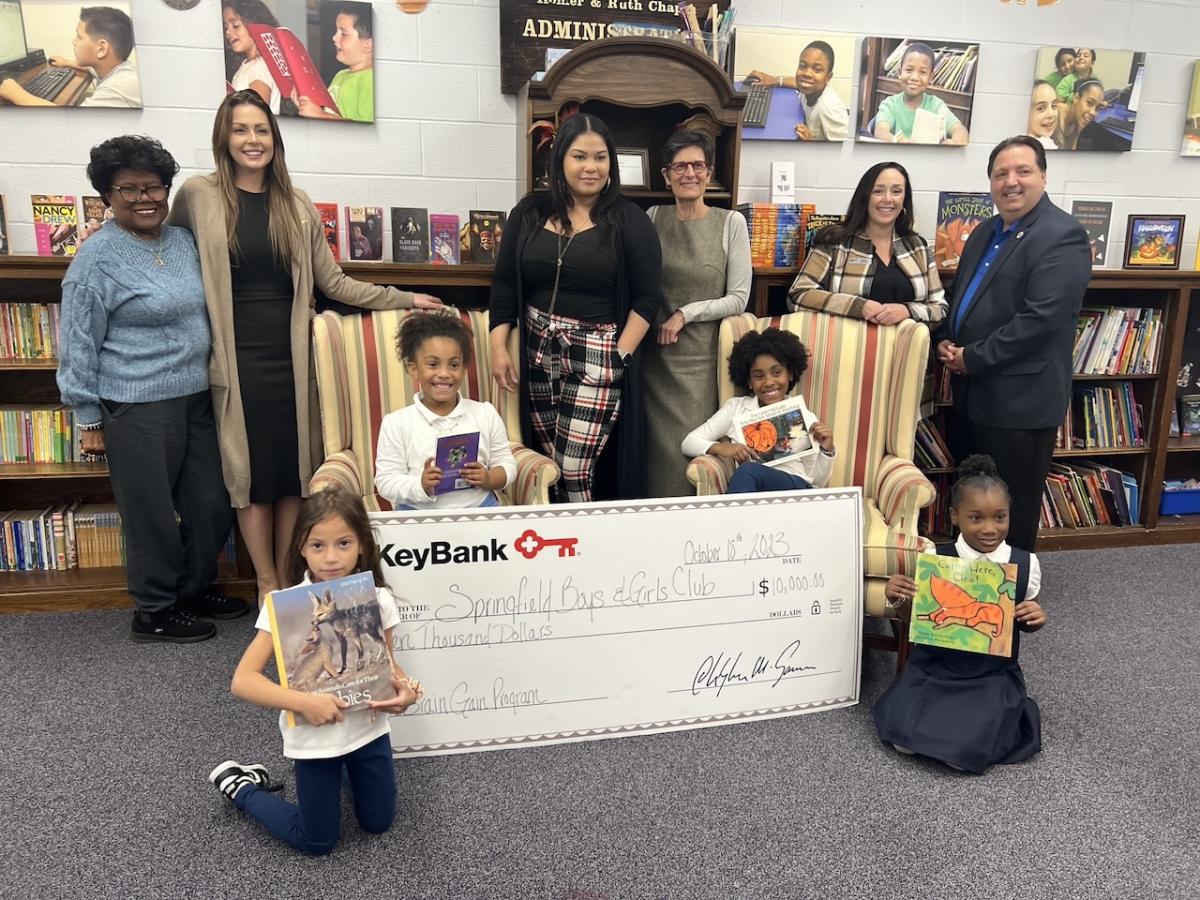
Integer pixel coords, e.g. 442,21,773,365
909,553,1016,657
265,571,394,727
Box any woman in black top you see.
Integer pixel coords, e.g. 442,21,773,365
490,114,662,501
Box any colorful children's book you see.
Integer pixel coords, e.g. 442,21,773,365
265,571,394,728
390,207,429,263
1123,216,1184,269
732,396,813,467
910,553,1017,657
434,431,480,494
430,214,461,265
31,195,78,257
0,195,8,255
345,206,383,260
1070,200,1113,268
314,203,340,260
803,213,843,258
934,192,994,268
467,210,506,264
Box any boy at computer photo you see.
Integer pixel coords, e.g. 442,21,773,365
0,6,140,107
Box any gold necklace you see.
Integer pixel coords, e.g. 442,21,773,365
142,235,167,267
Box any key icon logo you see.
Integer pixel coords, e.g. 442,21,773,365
515,528,579,560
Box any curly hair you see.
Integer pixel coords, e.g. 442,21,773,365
86,135,179,198
949,453,1011,509
395,312,474,365
727,327,809,394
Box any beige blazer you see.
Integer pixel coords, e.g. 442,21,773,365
168,174,413,508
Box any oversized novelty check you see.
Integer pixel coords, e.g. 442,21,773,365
374,489,862,757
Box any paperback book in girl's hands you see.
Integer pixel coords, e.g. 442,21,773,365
433,431,480,494
265,571,394,727
910,553,1016,657
733,396,813,467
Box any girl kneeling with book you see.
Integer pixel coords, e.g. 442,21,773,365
873,455,1047,774
375,314,516,509
681,327,835,493
209,488,421,855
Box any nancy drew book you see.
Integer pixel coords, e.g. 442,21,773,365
467,210,506,264
434,431,480,494
31,195,78,257
733,396,813,467
430,214,461,265
934,192,993,268
391,207,429,262
266,571,394,727
910,553,1016,657
1071,200,1113,267
314,203,340,260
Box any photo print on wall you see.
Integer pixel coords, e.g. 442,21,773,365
0,1,142,107
221,0,376,122
856,36,978,145
1028,46,1145,151
731,27,855,142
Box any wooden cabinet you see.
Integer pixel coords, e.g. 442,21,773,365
518,37,745,207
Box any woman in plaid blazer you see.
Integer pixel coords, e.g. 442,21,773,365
787,162,946,327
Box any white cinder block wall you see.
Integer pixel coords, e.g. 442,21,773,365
1,0,1197,265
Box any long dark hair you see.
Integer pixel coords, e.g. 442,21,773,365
284,487,386,588
542,113,621,235
815,161,914,247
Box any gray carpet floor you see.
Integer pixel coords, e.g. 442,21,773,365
1,544,1197,900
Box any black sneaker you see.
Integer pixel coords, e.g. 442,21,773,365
131,609,216,643
208,760,280,800
179,589,251,620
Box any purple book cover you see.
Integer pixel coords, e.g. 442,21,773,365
430,214,460,265
435,431,479,494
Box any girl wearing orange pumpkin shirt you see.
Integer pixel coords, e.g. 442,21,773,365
681,328,835,493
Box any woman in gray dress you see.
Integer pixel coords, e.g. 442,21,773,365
644,131,751,497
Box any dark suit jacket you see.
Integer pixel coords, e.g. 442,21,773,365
942,194,1091,430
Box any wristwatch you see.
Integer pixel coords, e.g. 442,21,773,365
618,350,632,365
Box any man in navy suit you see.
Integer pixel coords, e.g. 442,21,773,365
937,135,1092,551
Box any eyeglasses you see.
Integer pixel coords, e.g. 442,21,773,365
665,161,710,175
114,184,168,203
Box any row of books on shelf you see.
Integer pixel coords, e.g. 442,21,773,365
736,203,844,267
914,418,953,469
1041,462,1139,529
1169,394,1200,437
0,195,507,267
1,405,87,464
1,504,238,573
1,303,60,361
883,40,978,93
1056,383,1145,450
1072,305,1162,375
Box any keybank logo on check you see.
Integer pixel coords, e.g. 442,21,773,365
381,528,579,571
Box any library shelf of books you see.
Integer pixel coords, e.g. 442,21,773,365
518,37,746,209
0,256,500,612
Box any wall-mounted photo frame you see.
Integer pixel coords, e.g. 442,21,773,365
616,148,650,189
1122,215,1185,270
730,27,855,142
1028,47,1145,152
1182,60,1200,157
856,36,978,145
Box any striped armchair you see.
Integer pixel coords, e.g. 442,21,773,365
685,311,935,623
309,308,559,509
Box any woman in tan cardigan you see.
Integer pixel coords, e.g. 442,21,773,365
169,90,440,602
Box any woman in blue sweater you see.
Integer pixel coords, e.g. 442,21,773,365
57,135,249,642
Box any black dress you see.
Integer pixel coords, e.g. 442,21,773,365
231,189,301,503
872,542,1042,774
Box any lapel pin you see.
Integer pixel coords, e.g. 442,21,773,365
1016,231,1025,239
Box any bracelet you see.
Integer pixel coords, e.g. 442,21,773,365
820,447,836,457
78,421,104,432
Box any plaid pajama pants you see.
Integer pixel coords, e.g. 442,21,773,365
524,305,624,503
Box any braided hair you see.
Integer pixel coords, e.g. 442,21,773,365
949,454,1011,510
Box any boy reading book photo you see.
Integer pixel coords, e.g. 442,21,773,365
869,40,970,145
298,2,375,122
374,313,516,509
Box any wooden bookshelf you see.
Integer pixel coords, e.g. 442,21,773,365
0,255,506,612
